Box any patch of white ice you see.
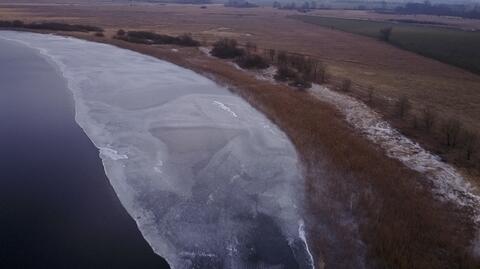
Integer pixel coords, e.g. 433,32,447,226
99,147,128,160
213,100,238,118
198,46,212,57
298,220,315,269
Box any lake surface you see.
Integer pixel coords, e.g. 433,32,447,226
0,35,169,268
0,31,313,269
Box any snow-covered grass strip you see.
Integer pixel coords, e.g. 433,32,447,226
310,84,480,224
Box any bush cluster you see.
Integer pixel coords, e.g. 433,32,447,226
210,38,245,59
211,39,271,71
115,30,200,47
272,50,325,89
235,53,269,69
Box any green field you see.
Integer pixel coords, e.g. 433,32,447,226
291,15,480,74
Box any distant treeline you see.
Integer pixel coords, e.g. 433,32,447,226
225,0,258,8
0,20,103,32
393,1,480,20
174,0,211,3
138,0,210,3
273,1,318,12
115,30,200,47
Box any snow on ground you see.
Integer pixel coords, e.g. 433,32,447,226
254,66,277,83
310,84,480,225
1,31,314,269
198,46,212,57
227,60,278,83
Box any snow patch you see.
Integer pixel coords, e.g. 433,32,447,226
199,46,212,57
254,66,277,83
99,147,128,160
213,100,238,118
298,220,315,269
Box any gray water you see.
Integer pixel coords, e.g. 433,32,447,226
0,31,314,269
0,34,169,268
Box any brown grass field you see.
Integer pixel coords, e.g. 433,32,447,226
1,2,480,268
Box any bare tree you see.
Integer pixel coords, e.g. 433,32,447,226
367,87,375,104
395,95,410,119
268,49,276,62
277,50,288,65
317,62,327,83
380,27,393,42
341,79,352,92
441,118,461,147
422,107,436,133
117,29,126,36
464,130,477,160
245,41,257,53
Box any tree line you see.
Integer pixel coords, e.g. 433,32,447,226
210,38,328,89
393,1,480,20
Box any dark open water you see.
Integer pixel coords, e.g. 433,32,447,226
0,37,169,268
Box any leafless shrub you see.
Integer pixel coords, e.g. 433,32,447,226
367,87,375,105
412,115,419,129
236,53,269,69
274,65,298,82
340,79,352,92
463,130,478,161
210,38,245,58
380,27,393,42
395,95,411,119
441,118,462,147
268,49,276,62
117,29,126,36
316,62,328,84
290,75,312,90
277,50,288,65
422,107,436,133
245,41,257,53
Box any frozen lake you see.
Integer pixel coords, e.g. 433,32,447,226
1,31,313,269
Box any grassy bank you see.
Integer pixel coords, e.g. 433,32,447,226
291,15,480,74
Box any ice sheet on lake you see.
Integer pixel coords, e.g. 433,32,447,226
0,31,313,269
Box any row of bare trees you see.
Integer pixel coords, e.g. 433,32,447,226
265,49,327,89
393,95,478,161
210,38,329,89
